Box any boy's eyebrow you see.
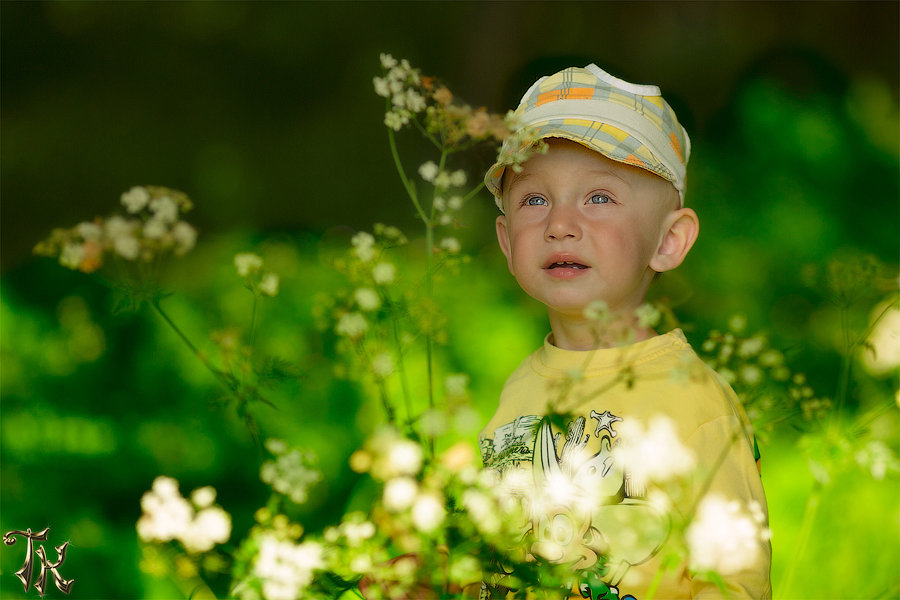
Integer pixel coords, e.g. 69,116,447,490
507,170,531,189
584,168,632,187
508,168,631,189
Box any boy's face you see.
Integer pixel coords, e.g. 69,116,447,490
496,139,682,320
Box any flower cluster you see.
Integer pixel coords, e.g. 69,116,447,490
686,494,771,575
34,186,197,273
699,316,831,431
260,439,322,505
235,252,280,297
137,476,231,554
374,53,510,146
251,535,325,600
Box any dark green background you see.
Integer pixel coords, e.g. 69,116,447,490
2,2,898,598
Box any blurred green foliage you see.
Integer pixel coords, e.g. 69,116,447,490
2,2,898,599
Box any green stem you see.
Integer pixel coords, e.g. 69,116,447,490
377,379,396,424
151,298,234,393
388,296,414,427
249,291,259,349
411,117,442,151
776,487,821,598
459,181,485,205
643,554,676,600
387,121,428,226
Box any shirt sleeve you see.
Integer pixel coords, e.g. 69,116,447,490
686,414,773,599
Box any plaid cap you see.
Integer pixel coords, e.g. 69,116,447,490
486,64,691,210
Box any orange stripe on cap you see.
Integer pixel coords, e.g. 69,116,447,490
669,132,684,164
535,87,595,107
624,154,646,168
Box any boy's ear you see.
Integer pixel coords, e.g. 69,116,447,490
495,215,515,274
649,207,699,273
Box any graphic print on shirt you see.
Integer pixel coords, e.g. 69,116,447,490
480,410,671,600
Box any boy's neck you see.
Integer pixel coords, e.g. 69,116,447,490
547,310,657,351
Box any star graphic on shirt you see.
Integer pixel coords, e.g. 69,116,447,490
590,410,623,438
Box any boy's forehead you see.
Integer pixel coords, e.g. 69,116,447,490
506,139,666,190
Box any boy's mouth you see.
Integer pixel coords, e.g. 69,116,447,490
546,261,588,270
543,254,590,271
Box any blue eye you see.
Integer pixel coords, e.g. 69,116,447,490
523,196,547,206
588,194,611,204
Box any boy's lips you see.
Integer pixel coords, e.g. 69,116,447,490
543,253,590,278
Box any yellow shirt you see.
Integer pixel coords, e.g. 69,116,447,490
479,330,772,599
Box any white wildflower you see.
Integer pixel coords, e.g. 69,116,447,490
740,364,763,386
336,312,368,339
60,243,85,269
76,222,103,241
449,170,467,187
342,519,376,545
440,237,461,254
152,475,180,498
383,477,419,512
121,186,150,213
391,91,407,109
182,506,231,553
149,196,178,224
461,489,500,534
613,415,695,485
728,314,747,333
447,196,463,210
738,336,765,358
352,231,377,262
405,89,426,113
439,214,453,226
380,53,398,69
433,196,446,212
114,236,140,260
350,555,372,573
191,486,217,508
266,438,287,454
137,477,231,554
759,348,784,367
260,273,280,297
372,262,396,284
172,222,197,255
687,494,765,574
261,447,322,504
354,287,381,311
372,352,395,377
445,373,469,397
584,300,610,321
717,367,737,384
105,215,136,240
137,476,193,543
373,76,391,98
855,440,899,480
635,303,661,328
384,111,408,131
411,492,446,533
418,161,439,183
255,536,323,600
434,171,451,189
143,218,167,240
234,253,263,277
386,438,423,476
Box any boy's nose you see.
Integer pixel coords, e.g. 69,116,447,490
544,204,582,241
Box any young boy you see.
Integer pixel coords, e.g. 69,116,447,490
478,64,771,599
